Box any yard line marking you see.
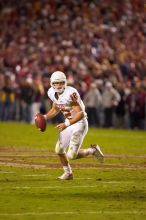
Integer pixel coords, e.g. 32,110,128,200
1,154,146,158
0,164,146,170
72,177,94,180
0,186,98,189
0,211,145,216
0,155,52,158
0,161,146,169
22,175,93,179
23,174,50,177
0,171,15,174
1,147,146,159
0,182,142,190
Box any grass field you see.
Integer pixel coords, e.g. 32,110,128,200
0,122,146,220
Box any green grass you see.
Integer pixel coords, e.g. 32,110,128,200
0,122,146,154
0,122,146,220
0,167,146,220
0,122,58,149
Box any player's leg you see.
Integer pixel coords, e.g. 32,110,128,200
67,119,89,159
67,120,104,163
57,152,73,180
77,144,104,163
55,127,73,180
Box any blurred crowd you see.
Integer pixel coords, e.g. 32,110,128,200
0,0,146,129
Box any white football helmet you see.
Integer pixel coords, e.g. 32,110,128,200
50,71,67,93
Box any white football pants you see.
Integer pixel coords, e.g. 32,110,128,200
55,118,88,159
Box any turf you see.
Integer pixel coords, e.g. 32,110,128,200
0,122,146,220
0,168,146,220
0,122,146,154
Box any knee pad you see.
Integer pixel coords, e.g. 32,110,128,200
67,148,77,160
55,141,64,154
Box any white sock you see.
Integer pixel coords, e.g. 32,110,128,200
86,148,95,155
63,165,72,174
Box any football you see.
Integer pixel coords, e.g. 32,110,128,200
35,113,46,132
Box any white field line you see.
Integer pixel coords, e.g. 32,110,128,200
23,174,51,177
0,171,15,174
0,173,145,182
0,186,98,189
0,154,146,158
0,155,51,158
0,161,146,170
22,175,94,179
0,182,144,190
0,211,145,216
21,176,144,183
0,174,140,181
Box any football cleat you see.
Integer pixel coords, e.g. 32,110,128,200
91,144,104,163
57,172,73,180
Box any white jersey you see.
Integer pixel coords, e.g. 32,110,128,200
47,86,87,120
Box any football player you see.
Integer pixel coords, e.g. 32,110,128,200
44,71,104,180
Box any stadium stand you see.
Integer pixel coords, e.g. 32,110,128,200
0,0,146,129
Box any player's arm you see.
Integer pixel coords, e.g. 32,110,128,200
56,94,85,131
68,102,84,125
68,92,84,125
44,103,60,120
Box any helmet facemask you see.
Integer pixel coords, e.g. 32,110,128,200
51,81,66,93
50,71,67,93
